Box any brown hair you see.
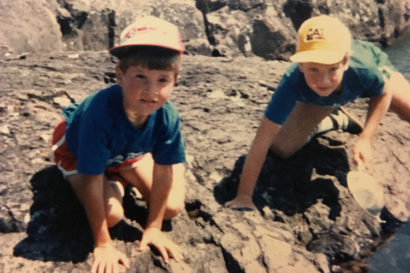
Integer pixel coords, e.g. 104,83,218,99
116,46,181,75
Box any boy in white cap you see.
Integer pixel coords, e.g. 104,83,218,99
226,15,410,210
51,16,186,272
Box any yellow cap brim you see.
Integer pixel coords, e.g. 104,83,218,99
289,50,346,64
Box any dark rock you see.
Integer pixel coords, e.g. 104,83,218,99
0,51,409,272
1,1,410,270
1,0,410,58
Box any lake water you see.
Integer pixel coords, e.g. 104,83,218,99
367,33,410,273
385,34,410,78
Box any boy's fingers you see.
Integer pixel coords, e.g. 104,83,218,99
165,242,182,261
156,246,169,264
169,247,183,262
119,256,130,269
138,240,148,252
354,155,368,171
225,200,256,211
95,261,106,273
234,207,255,211
353,151,361,164
91,261,97,273
225,200,240,208
91,258,102,273
138,236,150,251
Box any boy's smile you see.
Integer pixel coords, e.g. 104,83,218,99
299,57,349,97
116,65,176,127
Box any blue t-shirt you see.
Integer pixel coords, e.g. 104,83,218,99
265,40,394,125
63,84,186,175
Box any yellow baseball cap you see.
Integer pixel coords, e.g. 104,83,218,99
289,15,351,64
109,16,184,57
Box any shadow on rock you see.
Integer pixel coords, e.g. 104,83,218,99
13,166,146,263
13,166,92,262
214,138,349,219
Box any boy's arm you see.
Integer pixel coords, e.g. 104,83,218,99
354,83,392,168
226,117,281,210
138,163,182,263
72,174,111,246
69,174,129,273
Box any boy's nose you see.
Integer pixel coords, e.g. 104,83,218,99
319,72,331,85
143,81,156,93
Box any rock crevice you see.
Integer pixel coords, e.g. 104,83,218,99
1,0,410,58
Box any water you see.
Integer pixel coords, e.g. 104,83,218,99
384,34,410,79
368,223,410,273
367,33,410,273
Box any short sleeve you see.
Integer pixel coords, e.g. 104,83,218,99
152,104,186,165
355,68,385,98
75,114,111,175
350,40,388,98
264,75,298,125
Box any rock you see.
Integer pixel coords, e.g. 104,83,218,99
0,51,409,272
0,0,63,54
0,1,410,271
1,0,410,57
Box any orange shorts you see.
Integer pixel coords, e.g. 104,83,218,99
51,120,145,180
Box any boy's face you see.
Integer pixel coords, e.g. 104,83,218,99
116,65,176,118
299,57,350,97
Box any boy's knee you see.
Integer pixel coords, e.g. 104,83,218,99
164,193,185,219
106,199,124,227
270,144,297,159
164,181,185,219
163,164,186,219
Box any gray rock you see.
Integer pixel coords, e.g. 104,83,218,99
0,51,409,272
1,0,410,58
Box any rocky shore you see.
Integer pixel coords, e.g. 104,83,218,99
1,0,410,272
1,50,409,272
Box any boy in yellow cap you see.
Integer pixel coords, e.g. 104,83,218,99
51,16,186,272
226,15,410,210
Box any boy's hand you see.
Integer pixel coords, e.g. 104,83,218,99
138,227,182,263
225,194,257,211
353,138,372,170
92,244,129,273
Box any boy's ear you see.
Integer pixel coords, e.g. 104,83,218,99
298,63,305,73
342,54,351,70
174,73,180,86
115,66,124,86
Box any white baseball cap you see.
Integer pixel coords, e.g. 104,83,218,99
109,16,184,57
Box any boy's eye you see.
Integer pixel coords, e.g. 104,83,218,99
136,74,146,79
159,78,170,83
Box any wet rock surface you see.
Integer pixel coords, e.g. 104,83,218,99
0,51,409,272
